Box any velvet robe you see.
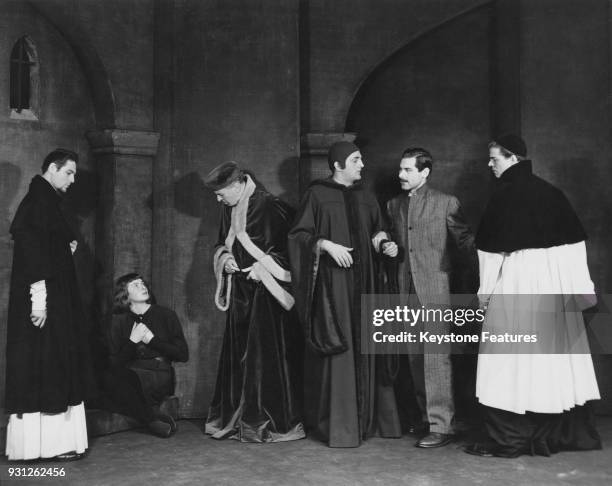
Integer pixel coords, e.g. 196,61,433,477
5,175,94,414
205,188,304,442
288,178,401,447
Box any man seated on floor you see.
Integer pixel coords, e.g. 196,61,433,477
100,273,189,438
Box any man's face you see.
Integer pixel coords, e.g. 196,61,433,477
126,278,150,304
214,181,243,206
398,157,428,191
335,151,364,185
48,160,77,193
488,147,516,178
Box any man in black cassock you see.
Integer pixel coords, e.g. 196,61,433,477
288,141,400,447
5,149,94,461
465,134,601,458
204,162,304,442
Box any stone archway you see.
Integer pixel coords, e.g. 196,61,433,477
28,0,116,128
344,2,495,224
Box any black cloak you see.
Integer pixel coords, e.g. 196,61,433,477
5,175,94,414
475,160,586,252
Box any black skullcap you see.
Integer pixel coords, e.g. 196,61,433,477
203,161,243,190
328,141,360,167
494,134,527,158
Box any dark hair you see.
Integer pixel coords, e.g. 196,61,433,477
112,272,152,313
401,147,433,174
487,141,526,161
41,148,79,173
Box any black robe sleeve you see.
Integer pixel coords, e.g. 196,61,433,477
288,189,348,355
10,200,54,284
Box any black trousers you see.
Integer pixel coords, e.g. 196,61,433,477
101,364,173,424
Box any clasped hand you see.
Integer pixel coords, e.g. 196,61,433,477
381,241,398,257
130,322,153,344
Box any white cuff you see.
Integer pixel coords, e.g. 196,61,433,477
30,280,47,312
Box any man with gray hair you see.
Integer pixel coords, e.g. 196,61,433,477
203,162,304,443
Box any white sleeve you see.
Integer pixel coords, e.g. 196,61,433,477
477,250,504,299
30,280,47,311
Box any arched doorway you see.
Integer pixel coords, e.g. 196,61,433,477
345,3,494,230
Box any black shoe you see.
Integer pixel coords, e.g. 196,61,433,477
416,432,453,448
148,419,173,438
464,443,524,458
464,443,494,457
54,451,86,462
157,413,177,434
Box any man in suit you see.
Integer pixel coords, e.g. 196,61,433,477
386,147,477,448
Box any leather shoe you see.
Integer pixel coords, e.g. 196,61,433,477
148,414,177,438
54,451,86,462
464,443,524,458
158,413,177,434
416,432,452,448
464,443,494,457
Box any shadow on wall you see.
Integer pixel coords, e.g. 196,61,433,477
276,156,300,207
173,171,219,416
62,168,104,378
0,161,22,243
0,162,22,408
62,167,100,325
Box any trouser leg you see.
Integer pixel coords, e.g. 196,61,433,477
102,366,156,424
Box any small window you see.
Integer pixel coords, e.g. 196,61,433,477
10,36,39,120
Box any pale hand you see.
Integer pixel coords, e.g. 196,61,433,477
30,308,47,328
382,241,398,258
224,257,239,274
321,240,354,268
129,322,146,343
246,265,261,282
137,323,154,344
70,240,78,254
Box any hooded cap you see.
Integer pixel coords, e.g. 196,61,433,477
328,141,360,168
493,134,527,158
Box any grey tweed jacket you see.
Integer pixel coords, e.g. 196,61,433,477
386,183,477,304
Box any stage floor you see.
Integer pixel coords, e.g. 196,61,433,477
2,417,611,485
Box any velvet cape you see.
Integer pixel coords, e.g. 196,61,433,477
205,188,304,442
5,175,95,414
